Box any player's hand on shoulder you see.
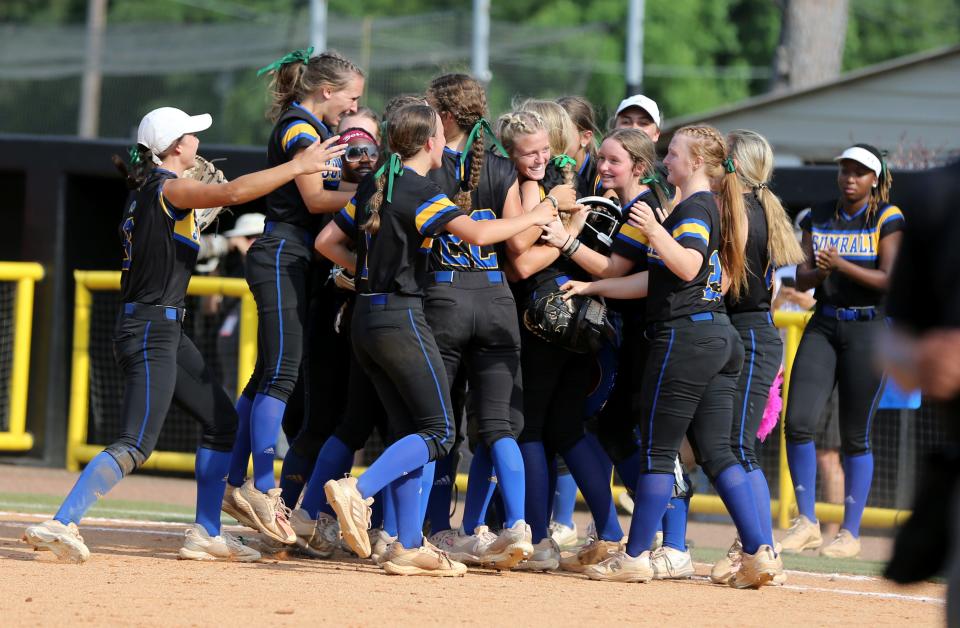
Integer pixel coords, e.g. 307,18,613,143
295,135,346,175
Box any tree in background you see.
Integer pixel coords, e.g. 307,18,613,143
0,0,958,139
771,0,850,92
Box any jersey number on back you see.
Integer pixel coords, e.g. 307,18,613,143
702,250,722,301
439,208,499,269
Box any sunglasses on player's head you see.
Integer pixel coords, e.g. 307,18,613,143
344,143,379,163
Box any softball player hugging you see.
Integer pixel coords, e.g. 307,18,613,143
418,73,536,568
298,95,429,563
224,49,365,545
24,107,344,563
318,103,555,576
497,107,626,572
561,125,783,588
539,127,679,574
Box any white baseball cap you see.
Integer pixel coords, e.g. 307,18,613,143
833,145,882,177
137,107,212,157
223,213,266,238
615,94,661,128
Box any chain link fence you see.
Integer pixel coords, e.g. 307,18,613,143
0,11,626,144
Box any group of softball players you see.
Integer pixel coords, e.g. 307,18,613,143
23,47,905,589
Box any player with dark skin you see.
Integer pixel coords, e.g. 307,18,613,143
781,143,904,558
319,104,556,576
797,160,901,293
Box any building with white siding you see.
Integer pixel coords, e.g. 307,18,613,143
662,45,960,168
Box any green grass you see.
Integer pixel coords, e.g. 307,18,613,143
0,492,202,524
0,490,904,579
691,545,886,577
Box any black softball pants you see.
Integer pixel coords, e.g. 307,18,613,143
637,313,744,481
424,271,524,448
105,304,237,473
287,275,352,458
729,312,783,471
333,344,391,451
518,327,591,454
596,316,650,464
351,294,455,462
785,311,886,456
242,223,313,403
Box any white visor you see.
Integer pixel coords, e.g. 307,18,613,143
834,147,881,177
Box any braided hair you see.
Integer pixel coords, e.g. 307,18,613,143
266,50,364,122
515,98,578,186
675,124,748,300
426,74,488,213
362,104,438,235
495,110,547,157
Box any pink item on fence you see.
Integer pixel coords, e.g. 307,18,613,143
757,368,784,442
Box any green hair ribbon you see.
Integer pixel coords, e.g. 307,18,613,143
128,145,142,166
459,118,508,180
641,169,671,199
373,153,405,203
552,154,577,170
723,157,736,174
257,46,315,77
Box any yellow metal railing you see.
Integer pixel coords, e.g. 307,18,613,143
0,262,44,451
66,271,258,471
603,309,909,529
64,273,911,529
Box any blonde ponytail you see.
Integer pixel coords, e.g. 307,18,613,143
727,129,805,268
677,125,748,299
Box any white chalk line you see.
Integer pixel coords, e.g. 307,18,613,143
778,584,943,604
694,561,877,582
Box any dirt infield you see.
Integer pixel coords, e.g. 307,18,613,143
0,465,945,627
0,514,943,627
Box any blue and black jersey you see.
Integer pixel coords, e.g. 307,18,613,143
576,152,602,199
426,148,517,272
338,171,465,296
605,188,665,324
265,102,339,235
726,193,772,315
614,191,723,323
332,178,369,289
801,201,904,308
118,168,199,308
514,182,591,299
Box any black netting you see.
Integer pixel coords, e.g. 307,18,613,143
704,403,947,514
0,281,14,432
86,290,236,452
